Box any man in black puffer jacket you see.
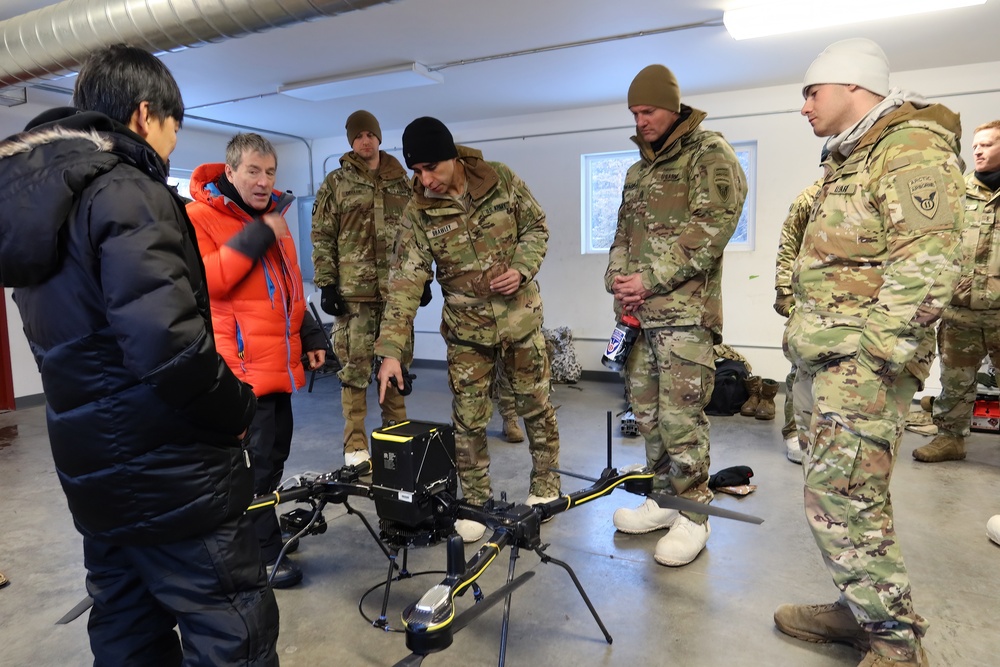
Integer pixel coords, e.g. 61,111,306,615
0,45,278,666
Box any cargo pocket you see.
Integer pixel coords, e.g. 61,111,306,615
666,336,715,409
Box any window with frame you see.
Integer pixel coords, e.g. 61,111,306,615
167,173,192,201
581,140,757,253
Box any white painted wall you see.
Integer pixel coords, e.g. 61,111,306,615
296,60,1000,389
6,58,1000,398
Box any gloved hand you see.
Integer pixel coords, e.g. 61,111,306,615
320,285,348,317
773,292,794,318
419,280,433,307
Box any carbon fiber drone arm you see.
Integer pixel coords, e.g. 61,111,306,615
531,464,655,521
400,465,655,653
246,459,375,513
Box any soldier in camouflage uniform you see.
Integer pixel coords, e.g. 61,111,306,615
774,39,965,667
375,117,560,543
913,120,1000,463
773,179,822,464
493,362,525,443
312,110,423,467
606,65,746,567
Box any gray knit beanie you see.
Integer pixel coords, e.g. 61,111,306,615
803,38,890,97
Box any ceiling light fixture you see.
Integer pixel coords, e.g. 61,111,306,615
279,62,443,101
723,0,987,40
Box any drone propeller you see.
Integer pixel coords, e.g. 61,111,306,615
56,595,94,625
392,654,426,667
390,571,535,667
648,491,763,525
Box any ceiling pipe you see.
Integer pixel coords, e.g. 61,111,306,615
0,0,397,88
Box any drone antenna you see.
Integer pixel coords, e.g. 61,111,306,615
606,410,613,470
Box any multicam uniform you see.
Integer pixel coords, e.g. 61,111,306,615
312,150,413,453
784,102,965,654
605,106,747,519
374,148,559,504
932,172,1000,436
774,180,822,442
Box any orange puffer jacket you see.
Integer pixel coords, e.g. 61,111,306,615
187,163,306,396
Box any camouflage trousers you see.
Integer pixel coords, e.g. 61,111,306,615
792,360,928,654
334,302,412,450
625,326,714,522
782,363,798,440
492,358,517,420
447,328,560,505
932,307,1000,436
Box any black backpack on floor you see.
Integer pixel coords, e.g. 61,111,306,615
705,358,751,416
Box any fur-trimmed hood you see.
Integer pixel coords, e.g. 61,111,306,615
0,109,165,287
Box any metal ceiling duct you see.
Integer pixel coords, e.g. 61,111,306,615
0,0,396,89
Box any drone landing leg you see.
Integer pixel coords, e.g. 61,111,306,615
374,546,412,630
533,546,613,644
375,548,399,629
496,544,521,667
344,499,395,562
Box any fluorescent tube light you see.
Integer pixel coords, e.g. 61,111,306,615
279,62,443,101
724,0,987,40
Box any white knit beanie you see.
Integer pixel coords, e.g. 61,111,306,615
802,38,890,97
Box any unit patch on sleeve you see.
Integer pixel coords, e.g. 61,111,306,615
908,175,938,219
710,165,734,204
895,167,951,231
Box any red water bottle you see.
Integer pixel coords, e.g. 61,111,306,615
601,315,641,372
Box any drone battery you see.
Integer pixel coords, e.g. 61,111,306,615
371,420,457,527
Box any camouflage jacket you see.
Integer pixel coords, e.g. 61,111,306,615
947,172,1000,310
604,106,747,339
374,148,548,358
784,103,966,381
774,179,822,295
311,150,411,301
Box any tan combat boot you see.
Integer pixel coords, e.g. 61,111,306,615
502,415,524,443
912,433,966,462
773,601,870,651
755,378,779,420
740,376,761,417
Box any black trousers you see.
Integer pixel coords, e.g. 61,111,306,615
246,392,294,563
84,513,279,667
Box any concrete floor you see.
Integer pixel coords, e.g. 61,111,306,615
1,365,998,667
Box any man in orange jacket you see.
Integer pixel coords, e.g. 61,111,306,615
188,133,327,588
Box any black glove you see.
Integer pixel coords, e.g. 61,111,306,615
320,285,347,317
390,364,416,396
708,465,754,490
419,280,433,307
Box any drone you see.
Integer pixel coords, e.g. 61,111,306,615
247,414,764,667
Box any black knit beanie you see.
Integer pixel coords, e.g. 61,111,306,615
402,116,458,168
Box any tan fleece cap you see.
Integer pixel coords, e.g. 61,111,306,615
345,110,382,146
628,64,681,112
